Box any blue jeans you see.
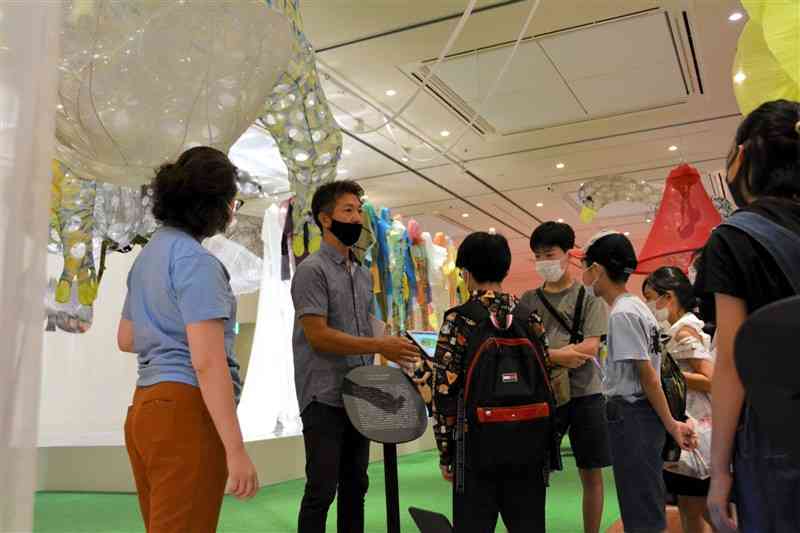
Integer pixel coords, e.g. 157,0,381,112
734,404,800,533
606,397,667,533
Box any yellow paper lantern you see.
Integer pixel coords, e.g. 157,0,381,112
734,1,800,115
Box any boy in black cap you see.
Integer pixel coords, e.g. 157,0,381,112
580,231,696,533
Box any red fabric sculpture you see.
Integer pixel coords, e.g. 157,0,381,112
636,164,722,274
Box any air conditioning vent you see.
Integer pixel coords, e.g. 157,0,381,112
402,9,695,137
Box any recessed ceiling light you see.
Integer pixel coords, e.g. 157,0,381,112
734,70,747,84
646,218,652,223
728,12,744,22
556,162,565,169
462,213,470,218
624,231,631,236
343,149,352,156
557,218,564,223
440,130,451,137
401,156,409,162
337,168,348,174
536,202,544,208
385,89,397,97
489,227,496,234
669,145,678,152
362,195,369,201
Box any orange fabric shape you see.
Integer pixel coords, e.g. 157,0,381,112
636,164,722,274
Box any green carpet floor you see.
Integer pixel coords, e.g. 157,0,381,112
34,451,620,532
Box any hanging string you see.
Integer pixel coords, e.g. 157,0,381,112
352,0,479,135
334,0,543,165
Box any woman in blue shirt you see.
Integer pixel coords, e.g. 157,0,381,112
117,146,258,533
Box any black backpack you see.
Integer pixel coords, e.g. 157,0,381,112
453,300,555,491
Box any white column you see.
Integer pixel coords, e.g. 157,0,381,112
0,3,61,531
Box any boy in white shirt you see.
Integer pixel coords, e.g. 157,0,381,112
580,232,696,533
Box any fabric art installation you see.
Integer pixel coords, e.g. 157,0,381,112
260,0,342,264
55,0,293,184
636,164,723,274
577,176,661,223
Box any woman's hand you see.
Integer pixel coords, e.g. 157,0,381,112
707,470,737,532
226,447,260,500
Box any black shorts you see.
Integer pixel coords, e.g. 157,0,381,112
556,394,612,470
663,470,710,497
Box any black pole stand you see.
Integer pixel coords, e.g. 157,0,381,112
384,443,401,533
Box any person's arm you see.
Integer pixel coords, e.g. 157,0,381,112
674,327,713,393
635,359,696,450
432,313,466,481
683,364,713,393
683,359,713,393
292,261,418,365
552,293,606,366
572,336,601,357
299,316,418,365
117,318,135,353
187,320,258,500
549,336,601,367
707,293,748,530
118,285,135,353
174,254,258,500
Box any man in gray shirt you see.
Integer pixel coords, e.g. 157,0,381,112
521,222,611,533
291,180,419,533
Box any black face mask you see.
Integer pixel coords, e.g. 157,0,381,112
727,165,750,208
329,219,363,247
725,144,751,208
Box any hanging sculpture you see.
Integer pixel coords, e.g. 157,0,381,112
636,164,722,274
577,176,662,223
51,160,98,306
204,235,263,296
260,0,343,265
225,213,266,259
55,0,293,184
705,172,736,219
732,0,800,115
407,219,434,331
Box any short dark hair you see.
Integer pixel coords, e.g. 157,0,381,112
584,233,637,284
530,221,575,253
151,146,238,239
645,266,699,312
311,180,365,229
729,99,800,200
456,232,512,283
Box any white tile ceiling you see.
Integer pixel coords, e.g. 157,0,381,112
420,10,689,134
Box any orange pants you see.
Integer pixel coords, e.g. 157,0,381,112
125,382,228,533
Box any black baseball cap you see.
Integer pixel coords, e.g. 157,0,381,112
582,232,638,275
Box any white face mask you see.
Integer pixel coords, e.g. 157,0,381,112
647,300,670,323
582,265,598,298
536,259,565,283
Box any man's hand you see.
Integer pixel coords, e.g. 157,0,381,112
379,336,421,366
440,464,453,483
550,350,593,369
